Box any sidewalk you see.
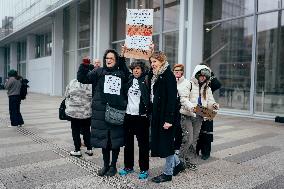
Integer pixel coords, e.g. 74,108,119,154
0,91,283,189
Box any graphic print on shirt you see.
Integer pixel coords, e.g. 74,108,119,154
104,75,122,95
129,79,141,97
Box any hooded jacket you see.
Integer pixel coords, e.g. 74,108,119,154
178,65,217,117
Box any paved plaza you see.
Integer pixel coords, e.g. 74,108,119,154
0,91,283,189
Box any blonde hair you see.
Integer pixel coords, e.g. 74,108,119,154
149,51,167,65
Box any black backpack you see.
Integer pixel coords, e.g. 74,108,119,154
20,79,29,100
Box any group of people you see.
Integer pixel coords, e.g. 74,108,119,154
65,46,221,183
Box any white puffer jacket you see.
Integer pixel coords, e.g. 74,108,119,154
178,65,217,117
65,79,92,119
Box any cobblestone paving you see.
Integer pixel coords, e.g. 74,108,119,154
0,91,283,189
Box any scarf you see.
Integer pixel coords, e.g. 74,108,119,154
150,62,169,102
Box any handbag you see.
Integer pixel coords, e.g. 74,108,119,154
105,103,125,126
59,99,70,121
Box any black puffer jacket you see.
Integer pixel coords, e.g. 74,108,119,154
77,49,129,149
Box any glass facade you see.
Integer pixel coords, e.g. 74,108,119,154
17,41,27,78
111,0,180,67
63,0,92,87
35,33,52,58
204,0,284,116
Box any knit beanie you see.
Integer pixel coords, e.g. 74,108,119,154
8,70,18,77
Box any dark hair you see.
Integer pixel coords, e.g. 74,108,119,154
103,49,130,77
8,70,18,78
129,61,149,74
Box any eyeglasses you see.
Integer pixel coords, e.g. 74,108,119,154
105,57,115,61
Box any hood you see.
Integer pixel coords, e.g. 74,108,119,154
191,65,211,80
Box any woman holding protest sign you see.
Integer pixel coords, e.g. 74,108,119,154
77,49,129,177
178,64,219,171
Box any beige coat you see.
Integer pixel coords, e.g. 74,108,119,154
177,65,217,117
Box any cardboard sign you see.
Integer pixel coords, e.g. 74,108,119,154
194,104,217,120
124,9,153,60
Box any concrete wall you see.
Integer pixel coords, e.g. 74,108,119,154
0,48,4,83
28,56,52,94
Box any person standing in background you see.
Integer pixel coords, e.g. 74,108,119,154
4,70,24,128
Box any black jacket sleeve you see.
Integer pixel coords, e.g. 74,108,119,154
164,71,177,124
77,64,96,84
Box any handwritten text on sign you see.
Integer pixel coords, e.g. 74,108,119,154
124,9,153,60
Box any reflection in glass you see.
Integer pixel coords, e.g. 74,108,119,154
258,0,281,12
112,0,128,41
147,0,161,33
203,17,254,111
79,0,91,48
163,31,178,68
164,0,180,31
204,0,254,23
255,11,284,115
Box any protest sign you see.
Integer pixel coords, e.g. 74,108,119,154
124,9,153,60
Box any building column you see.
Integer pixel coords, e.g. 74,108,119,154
0,48,4,83
51,9,64,96
10,43,17,70
185,0,204,78
26,35,36,80
93,0,111,61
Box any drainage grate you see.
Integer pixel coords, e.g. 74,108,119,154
16,127,136,189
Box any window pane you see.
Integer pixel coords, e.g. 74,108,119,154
164,0,180,31
112,42,130,66
163,31,178,68
258,0,281,12
79,0,91,48
152,34,160,50
205,0,254,23
45,33,52,56
203,17,254,111
78,48,90,68
255,12,284,115
112,0,128,41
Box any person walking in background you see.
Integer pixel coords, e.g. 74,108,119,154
196,63,221,160
65,75,93,157
149,51,183,183
77,49,129,177
178,64,219,171
4,70,24,128
118,61,150,180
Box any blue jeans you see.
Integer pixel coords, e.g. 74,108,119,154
163,154,181,175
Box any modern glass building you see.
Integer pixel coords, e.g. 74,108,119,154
0,0,283,118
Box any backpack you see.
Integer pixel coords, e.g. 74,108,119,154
20,79,29,100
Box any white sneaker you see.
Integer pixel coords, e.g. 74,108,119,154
70,151,82,157
85,150,93,156
18,124,24,127
7,125,13,128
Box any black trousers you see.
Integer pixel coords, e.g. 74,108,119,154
123,114,149,171
70,118,92,151
102,131,120,168
9,95,24,126
196,120,213,156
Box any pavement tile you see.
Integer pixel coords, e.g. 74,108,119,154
253,175,284,189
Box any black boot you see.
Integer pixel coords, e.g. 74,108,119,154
151,174,172,183
98,166,110,176
173,161,185,176
105,166,117,177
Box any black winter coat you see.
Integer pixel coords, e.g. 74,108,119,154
77,64,128,149
149,66,177,158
